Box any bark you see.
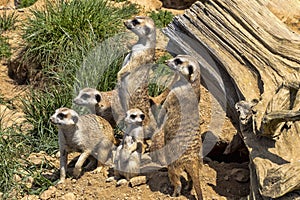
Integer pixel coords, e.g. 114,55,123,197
163,0,300,198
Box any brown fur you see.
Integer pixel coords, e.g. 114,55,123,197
117,16,157,140
154,55,203,199
50,108,117,183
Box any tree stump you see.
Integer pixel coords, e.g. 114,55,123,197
163,0,300,199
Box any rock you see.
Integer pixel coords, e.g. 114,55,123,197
61,192,76,200
40,186,56,200
129,176,147,187
21,194,39,200
231,168,250,183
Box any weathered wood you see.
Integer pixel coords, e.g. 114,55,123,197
163,0,300,199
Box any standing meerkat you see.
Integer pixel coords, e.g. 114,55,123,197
73,88,118,128
116,16,157,141
153,55,202,199
50,107,118,183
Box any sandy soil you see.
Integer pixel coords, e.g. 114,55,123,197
0,0,299,199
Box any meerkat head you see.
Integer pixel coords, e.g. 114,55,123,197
73,88,101,107
125,108,145,125
235,99,258,125
50,107,79,126
166,55,200,83
124,16,155,38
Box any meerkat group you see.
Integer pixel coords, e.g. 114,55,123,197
51,15,203,199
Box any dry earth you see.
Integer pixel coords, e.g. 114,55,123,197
0,0,299,199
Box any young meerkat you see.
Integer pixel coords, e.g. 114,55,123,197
110,108,145,185
153,55,203,199
116,16,157,141
73,88,118,128
113,136,140,185
50,107,118,183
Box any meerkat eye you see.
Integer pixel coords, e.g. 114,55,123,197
57,113,66,120
132,19,140,26
174,58,182,65
130,114,137,119
140,114,145,121
81,94,90,100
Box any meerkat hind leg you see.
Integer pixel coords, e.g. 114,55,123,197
168,166,183,197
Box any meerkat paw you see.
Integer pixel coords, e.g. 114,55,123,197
106,176,116,182
116,179,128,186
91,166,103,174
73,167,82,178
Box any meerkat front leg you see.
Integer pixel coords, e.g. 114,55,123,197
117,62,133,83
73,150,91,178
58,132,68,184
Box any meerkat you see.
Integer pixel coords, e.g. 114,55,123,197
113,135,140,185
117,16,156,82
152,55,203,199
109,108,145,185
116,16,157,141
50,107,118,183
73,88,118,128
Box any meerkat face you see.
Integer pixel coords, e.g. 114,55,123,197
235,99,258,125
125,108,145,125
73,88,101,107
50,107,79,126
166,55,200,83
124,16,155,37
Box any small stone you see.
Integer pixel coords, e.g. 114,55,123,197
25,176,34,188
224,175,229,181
61,192,76,200
71,179,77,184
231,168,250,183
40,186,56,200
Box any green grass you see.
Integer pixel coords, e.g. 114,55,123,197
0,11,18,33
148,10,174,28
0,36,11,59
18,0,38,8
22,0,138,68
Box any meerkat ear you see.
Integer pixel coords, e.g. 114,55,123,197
188,65,196,82
71,115,79,124
145,26,151,35
140,114,145,121
95,94,101,103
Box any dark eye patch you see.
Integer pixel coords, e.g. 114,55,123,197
140,114,145,121
130,114,137,119
57,113,66,120
81,94,90,100
174,58,183,65
132,19,140,26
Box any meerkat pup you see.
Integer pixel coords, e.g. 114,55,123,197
73,88,118,128
113,135,140,185
152,55,203,199
109,108,145,185
116,16,157,141
50,107,118,183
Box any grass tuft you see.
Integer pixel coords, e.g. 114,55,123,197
148,10,174,28
22,0,138,67
0,11,18,33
